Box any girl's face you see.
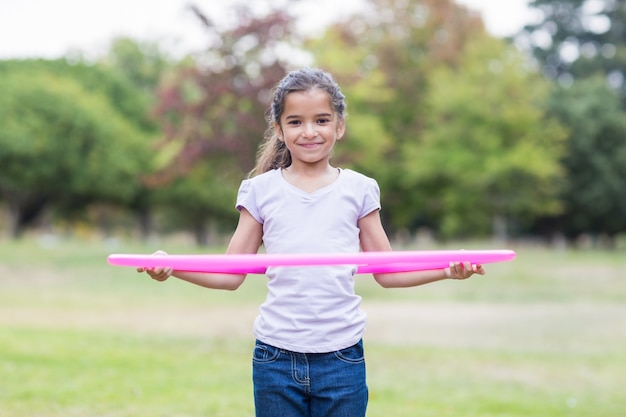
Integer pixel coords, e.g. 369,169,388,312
274,88,345,168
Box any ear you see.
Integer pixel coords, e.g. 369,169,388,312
336,119,346,140
274,122,283,140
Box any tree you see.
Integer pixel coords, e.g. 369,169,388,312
351,0,485,183
518,0,626,95
308,0,554,237
305,20,396,180
103,37,173,95
0,60,154,237
154,161,241,246
405,34,567,238
537,76,626,245
148,5,298,244
516,0,626,243
98,37,177,238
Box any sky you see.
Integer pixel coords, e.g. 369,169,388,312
0,0,535,60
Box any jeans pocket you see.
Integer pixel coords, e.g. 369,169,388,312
253,340,281,363
334,339,365,364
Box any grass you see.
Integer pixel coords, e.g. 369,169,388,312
1,235,625,416
1,327,255,417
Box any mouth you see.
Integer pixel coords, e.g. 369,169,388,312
299,142,323,149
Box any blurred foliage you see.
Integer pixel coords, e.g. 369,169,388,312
153,160,241,246
306,13,396,181
96,37,180,239
308,0,566,238
0,0,625,245
103,37,174,95
308,0,482,230
519,0,626,95
150,6,296,177
537,76,626,238
518,0,626,246
144,5,297,244
350,0,488,227
406,34,567,238
0,60,155,237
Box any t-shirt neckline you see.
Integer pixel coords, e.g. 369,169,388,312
278,167,343,197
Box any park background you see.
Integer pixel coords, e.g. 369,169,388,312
1,0,625,416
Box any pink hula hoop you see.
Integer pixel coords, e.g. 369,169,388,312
107,250,516,274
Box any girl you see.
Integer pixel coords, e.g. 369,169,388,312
139,68,485,417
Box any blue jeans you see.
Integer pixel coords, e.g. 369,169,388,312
252,339,368,417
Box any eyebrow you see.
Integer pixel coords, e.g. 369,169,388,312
285,112,333,120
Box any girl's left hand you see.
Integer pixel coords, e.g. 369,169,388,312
444,261,486,279
136,250,173,281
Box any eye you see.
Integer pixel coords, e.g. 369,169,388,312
287,120,301,126
316,118,330,124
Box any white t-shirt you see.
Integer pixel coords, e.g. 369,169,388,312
236,168,381,353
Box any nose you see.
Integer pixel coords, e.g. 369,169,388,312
302,122,317,138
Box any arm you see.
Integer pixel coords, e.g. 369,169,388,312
138,208,263,291
357,210,485,288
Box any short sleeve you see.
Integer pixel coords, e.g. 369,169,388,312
235,179,263,224
360,177,381,219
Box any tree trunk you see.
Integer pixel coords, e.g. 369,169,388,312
492,214,508,243
136,207,153,241
6,195,49,239
194,220,209,247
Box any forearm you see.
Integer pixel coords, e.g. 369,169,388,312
172,271,246,291
373,261,485,288
373,269,448,288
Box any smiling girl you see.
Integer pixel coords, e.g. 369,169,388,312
139,68,485,417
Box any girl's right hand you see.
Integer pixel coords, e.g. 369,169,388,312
136,250,173,282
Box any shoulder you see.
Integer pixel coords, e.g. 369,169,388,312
236,169,281,219
341,168,378,187
241,169,280,188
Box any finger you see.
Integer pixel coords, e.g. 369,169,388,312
448,262,461,279
475,264,486,275
149,268,163,279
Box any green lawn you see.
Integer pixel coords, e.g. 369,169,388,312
1,236,624,416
